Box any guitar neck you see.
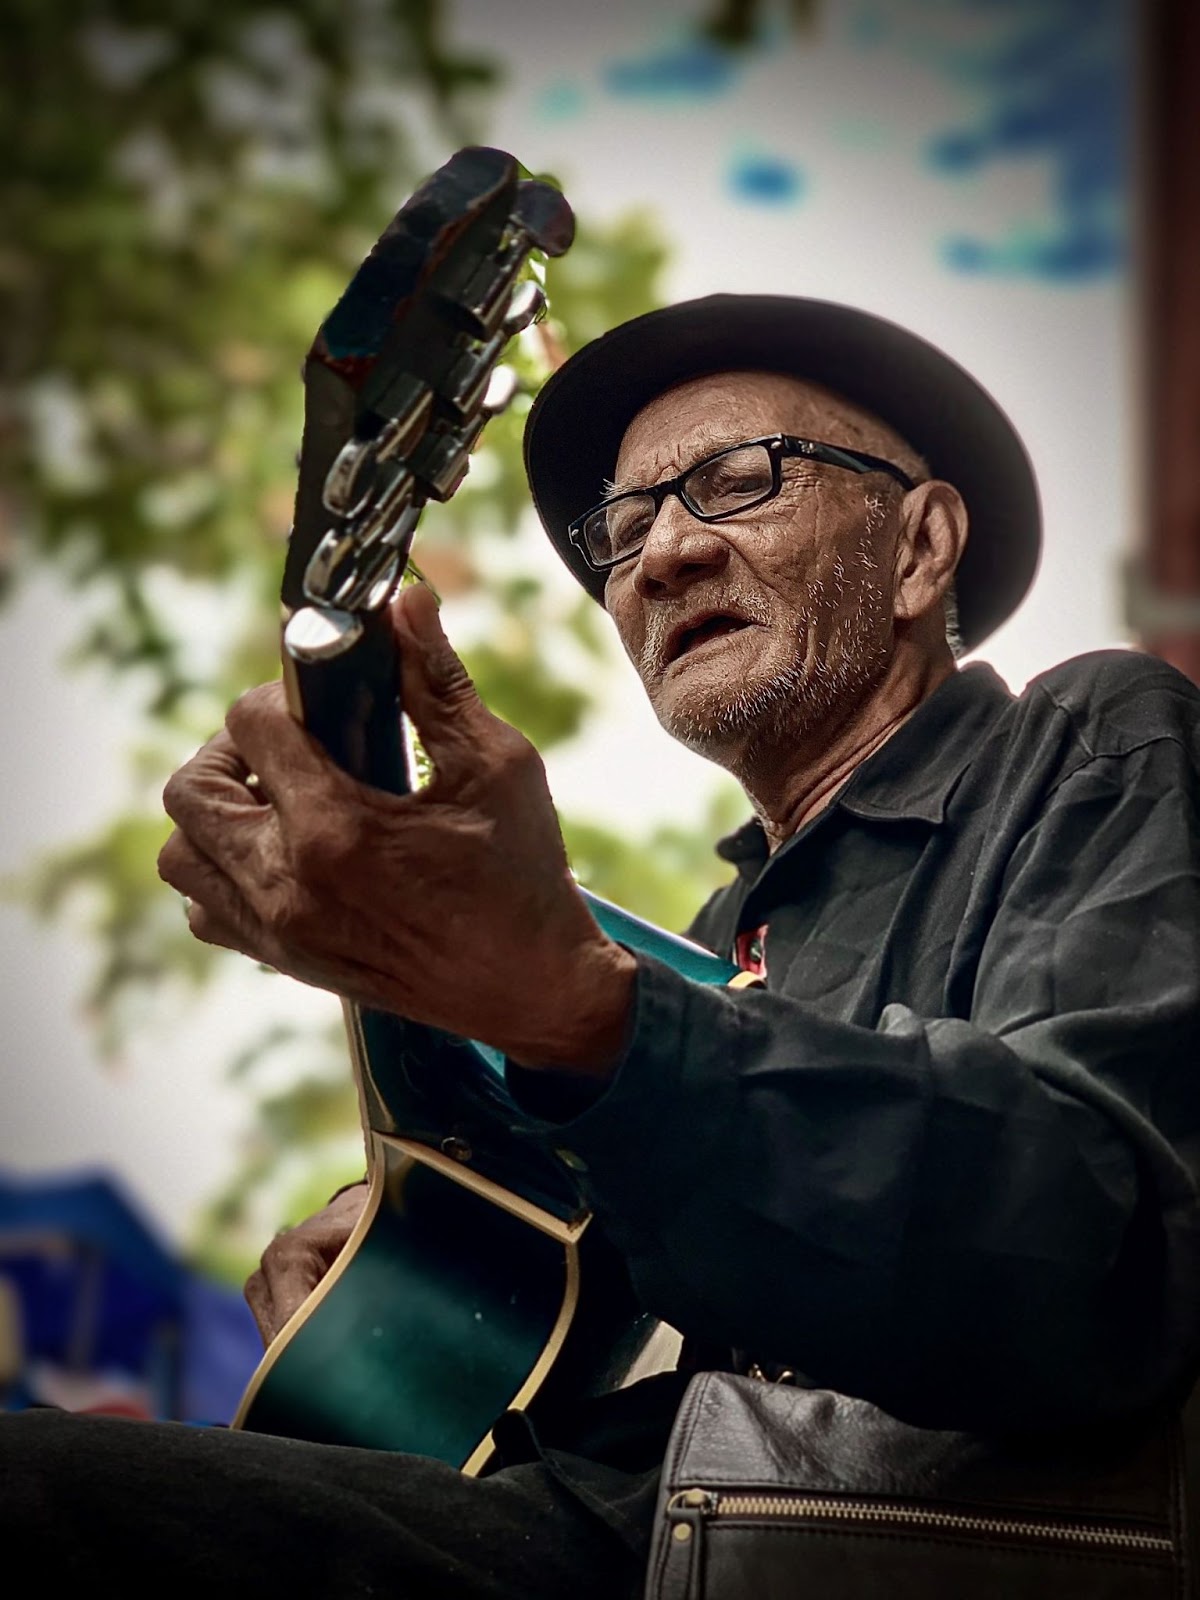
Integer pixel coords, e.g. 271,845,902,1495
282,607,412,797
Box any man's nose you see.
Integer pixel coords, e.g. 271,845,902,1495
633,497,730,598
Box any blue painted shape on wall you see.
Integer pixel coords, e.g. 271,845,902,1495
536,80,586,122
729,151,805,205
604,37,738,100
918,0,1128,281
943,221,1123,280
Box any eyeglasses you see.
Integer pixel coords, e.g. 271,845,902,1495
568,433,917,574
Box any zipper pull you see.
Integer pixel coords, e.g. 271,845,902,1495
666,1487,717,1544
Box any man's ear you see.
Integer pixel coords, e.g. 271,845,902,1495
891,480,968,625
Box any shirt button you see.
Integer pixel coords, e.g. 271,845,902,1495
554,1148,588,1172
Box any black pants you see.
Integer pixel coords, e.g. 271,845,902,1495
0,1408,659,1597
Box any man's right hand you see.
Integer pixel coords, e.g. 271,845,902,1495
244,1182,368,1347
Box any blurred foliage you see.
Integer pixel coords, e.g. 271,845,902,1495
19,811,211,1059
190,1014,362,1285
5,0,750,1277
563,787,749,939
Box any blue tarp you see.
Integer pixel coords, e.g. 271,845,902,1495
0,1170,262,1424
181,1273,263,1424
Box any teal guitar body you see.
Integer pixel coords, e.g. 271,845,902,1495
232,148,747,1470
236,894,738,1470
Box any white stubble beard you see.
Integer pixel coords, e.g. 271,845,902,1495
640,512,894,764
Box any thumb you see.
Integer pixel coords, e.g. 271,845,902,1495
388,584,493,773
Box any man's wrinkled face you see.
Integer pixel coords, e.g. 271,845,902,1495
603,371,910,758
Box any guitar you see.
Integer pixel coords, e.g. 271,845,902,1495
232,148,748,1472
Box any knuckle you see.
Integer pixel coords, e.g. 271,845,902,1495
225,681,273,731
156,830,184,883
184,900,218,946
491,725,541,782
291,811,364,889
259,1228,319,1280
161,768,190,821
258,1233,287,1272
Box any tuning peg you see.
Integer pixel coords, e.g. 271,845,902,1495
336,549,404,613
436,230,529,342
303,526,360,606
444,331,506,415
323,437,378,518
371,381,433,462
511,181,575,258
351,478,421,557
482,365,519,415
284,604,365,664
411,430,472,500
409,414,488,501
503,280,546,336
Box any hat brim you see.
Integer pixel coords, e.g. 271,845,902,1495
523,294,1040,651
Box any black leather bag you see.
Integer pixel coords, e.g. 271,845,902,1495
644,1372,1192,1599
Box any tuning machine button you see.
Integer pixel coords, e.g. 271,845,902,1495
503,279,546,335
303,526,359,606
482,365,519,415
284,605,365,663
323,385,432,517
511,181,575,259
323,438,378,518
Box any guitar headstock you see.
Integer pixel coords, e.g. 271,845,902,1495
282,147,573,663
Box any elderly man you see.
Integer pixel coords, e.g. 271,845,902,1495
4,296,1199,1595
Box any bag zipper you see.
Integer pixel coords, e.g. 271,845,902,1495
665,1487,1175,1555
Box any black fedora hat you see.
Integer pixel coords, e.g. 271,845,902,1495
523,294,1040,651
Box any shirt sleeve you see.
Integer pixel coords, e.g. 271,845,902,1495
506,733,1200,1434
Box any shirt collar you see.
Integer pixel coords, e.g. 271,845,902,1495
715,663,1015,877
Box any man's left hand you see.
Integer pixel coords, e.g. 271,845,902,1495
157,585,635,1079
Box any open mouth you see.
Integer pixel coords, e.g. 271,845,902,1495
668,613,752,664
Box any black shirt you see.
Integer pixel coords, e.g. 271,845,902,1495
511,650,1200,1442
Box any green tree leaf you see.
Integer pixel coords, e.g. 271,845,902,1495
5,1,763,1274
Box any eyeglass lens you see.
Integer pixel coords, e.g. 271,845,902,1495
583,442,776,566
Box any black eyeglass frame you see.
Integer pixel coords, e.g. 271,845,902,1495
567,433,917,573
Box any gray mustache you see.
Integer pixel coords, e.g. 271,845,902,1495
639,586,770,676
